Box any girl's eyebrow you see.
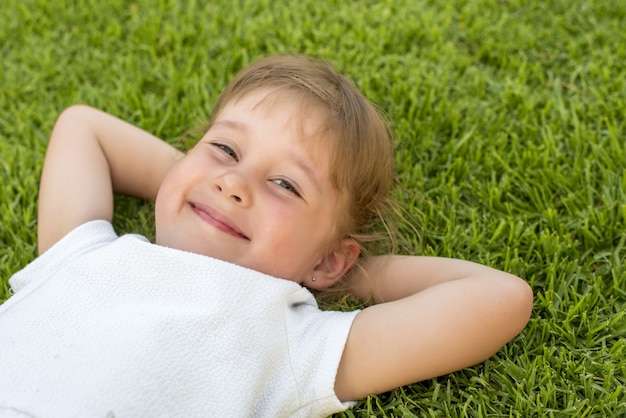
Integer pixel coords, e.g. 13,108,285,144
213,119,322,192
212,119,247,132
285,151,321,192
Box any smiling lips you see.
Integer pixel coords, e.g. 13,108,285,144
189,202,250,240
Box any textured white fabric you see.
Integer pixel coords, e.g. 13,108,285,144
0,221,359,418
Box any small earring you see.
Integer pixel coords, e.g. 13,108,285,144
311,276,316,282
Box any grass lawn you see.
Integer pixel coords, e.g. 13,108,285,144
1,0,625,416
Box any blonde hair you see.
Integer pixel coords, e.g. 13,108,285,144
209,55,397,270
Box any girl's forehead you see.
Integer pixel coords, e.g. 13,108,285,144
220,88,337,147
238,89,309,118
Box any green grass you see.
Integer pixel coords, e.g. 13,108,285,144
1,0,625,416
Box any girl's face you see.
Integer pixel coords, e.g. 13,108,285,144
155,90,346,284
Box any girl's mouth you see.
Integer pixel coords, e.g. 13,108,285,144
189,202,250,240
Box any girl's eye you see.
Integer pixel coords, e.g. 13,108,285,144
272,179,302,198
212,143,239,162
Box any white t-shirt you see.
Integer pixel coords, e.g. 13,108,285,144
0,221,359,418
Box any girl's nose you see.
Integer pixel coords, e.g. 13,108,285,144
214,172,252,207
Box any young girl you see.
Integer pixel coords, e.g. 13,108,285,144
0,55,532,417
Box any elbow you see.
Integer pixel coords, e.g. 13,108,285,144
516,275,534,321
503,273,534,335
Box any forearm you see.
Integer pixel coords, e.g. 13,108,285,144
68,105,183,200
349,255,525,304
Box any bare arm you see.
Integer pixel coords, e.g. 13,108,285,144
38,105,183,254
335,255,533,401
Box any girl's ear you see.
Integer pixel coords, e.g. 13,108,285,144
309,238,360,290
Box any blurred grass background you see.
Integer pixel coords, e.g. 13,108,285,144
1,0,625,416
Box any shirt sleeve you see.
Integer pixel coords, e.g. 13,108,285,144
8,220,118,295
284,296,361,416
